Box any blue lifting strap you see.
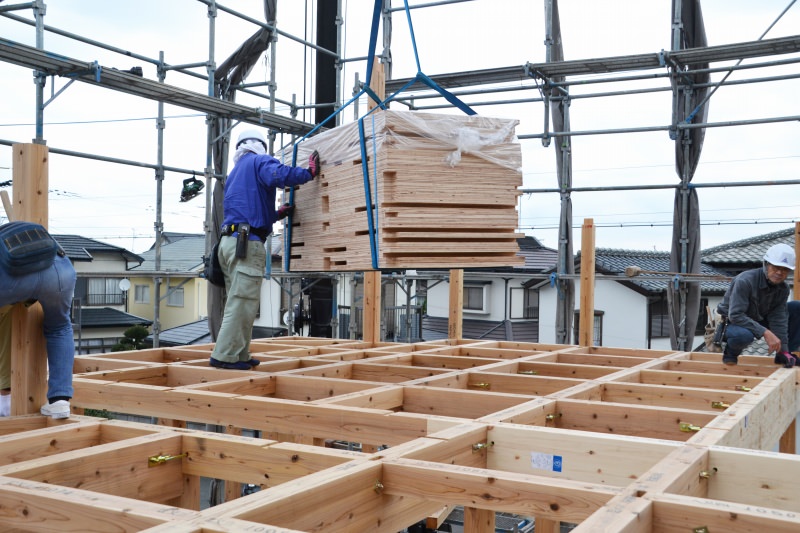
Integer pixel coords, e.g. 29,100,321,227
285,0,477,271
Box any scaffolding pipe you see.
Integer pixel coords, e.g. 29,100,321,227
518,113,800,140
521,178,800,194
197,0,338,58
0,138,211,176
387,0,476,11
32,0,44,143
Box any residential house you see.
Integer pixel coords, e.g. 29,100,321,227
127,233,208,331
128,233,292,336
53,234,152,354
537,248,731,350
418,236,559,342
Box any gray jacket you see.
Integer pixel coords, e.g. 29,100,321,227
717,265,790,351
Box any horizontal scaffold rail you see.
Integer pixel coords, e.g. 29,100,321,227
385,34,800,91
0,37,316,135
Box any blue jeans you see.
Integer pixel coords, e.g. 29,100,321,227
789,300,800,353
0,255,76,399
725,300,800,357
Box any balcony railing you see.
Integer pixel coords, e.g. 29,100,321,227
338,305,423,342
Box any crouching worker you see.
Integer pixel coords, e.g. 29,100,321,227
209,129,319,370
0,221,76,418
716,243,799,367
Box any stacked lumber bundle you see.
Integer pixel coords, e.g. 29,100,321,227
287,110,524,271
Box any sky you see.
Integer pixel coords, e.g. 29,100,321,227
0,0,798,255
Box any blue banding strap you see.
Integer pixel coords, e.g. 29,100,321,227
358,118,378,269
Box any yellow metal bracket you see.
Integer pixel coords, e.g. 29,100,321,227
680,422,702,433
468,382,491,390
518,370,538,375
148,452,188,467
472,441,494,453
711,401,730,409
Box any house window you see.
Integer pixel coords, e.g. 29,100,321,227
463,284,488,313
649,297,708,338
134,285,150,304
166,286,184,307
523,288,539,319
573,310,603,346
510,287,539,319
87,278,124,306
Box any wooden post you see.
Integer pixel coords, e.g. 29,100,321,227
10,143,50,415
463,507,493,533
779,419,796,455
363,271,382,343
448,269,463,340
578,218,596,347
361,58,385,345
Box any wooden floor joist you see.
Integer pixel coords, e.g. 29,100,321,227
0,337,799,532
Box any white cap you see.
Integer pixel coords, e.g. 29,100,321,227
236,129,267,149
763,243,796,270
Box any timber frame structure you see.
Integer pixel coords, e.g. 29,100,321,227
0,337,798,532
2,2,800,531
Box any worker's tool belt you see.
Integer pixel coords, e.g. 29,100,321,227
0,221,60,275
221,224,270,242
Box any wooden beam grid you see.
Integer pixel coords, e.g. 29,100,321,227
0,338,798,531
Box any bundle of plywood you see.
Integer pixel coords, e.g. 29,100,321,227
287,109,524,271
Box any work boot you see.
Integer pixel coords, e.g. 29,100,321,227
209,357,253,370
722,348,738,366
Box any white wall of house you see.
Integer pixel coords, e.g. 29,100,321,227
75,253,130,274
539,280,648,348
427,277,511,321
254,277,284,329
540,282,725,351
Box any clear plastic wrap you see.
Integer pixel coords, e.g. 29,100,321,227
291,109,521,172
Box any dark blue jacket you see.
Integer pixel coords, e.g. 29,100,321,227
222,152,312,240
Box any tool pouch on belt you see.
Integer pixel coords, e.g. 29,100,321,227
203,239,225,287
713,316,728,346
0,221,59,275
235,223,250,259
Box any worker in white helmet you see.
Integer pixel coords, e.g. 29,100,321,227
716,243,799,366
209,129,320,370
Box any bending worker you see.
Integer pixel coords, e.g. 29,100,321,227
209,129,319,370
0,223,77,418
717,243,800,366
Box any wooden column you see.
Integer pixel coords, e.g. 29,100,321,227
363,271,382,343
463,507,493,533
362,58,385,344
10,143,50,415
448,269,463,340
779,420,796,455
578,218,596,347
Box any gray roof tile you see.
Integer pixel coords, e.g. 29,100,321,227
75,307,152,328
53,234,143,263
702,227,794,266
591,248,731,294
132,235,205,272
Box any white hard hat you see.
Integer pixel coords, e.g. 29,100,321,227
763,243,796,270
236,129,267,149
